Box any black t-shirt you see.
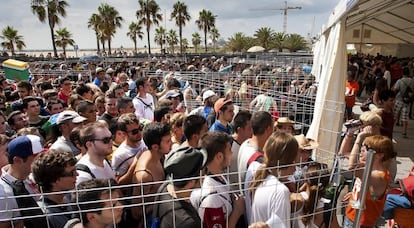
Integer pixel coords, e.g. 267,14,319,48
155,184,201,228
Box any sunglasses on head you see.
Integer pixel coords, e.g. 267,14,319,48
93,137,112,144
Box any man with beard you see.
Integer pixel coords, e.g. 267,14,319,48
131,122,172,226
112,113,147,184
76,122,115,186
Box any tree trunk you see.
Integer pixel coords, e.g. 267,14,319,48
108,38,112,55
63,47,66,59
147,26,151,55
179,25,183,55
102,40,106,53
11,43,15,57
49,23,58,58
134,39,137,54
204,28,208,52
95,32,100,53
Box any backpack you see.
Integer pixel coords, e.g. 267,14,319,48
399,166,414,204
76,159,112,179
402,80,414,104
247,151,264,168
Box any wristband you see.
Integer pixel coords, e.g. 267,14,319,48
300,191,309,201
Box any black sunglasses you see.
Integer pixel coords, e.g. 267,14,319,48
128,124,144,135
93,137,112,144
61,169,77,177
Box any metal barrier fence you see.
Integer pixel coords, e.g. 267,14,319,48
0,54,376,227
0,157,373,227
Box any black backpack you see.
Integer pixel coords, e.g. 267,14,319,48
402,80,414,104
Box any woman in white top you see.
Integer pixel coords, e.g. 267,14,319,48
248,132,299,228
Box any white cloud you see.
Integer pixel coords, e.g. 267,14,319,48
0,0,337,50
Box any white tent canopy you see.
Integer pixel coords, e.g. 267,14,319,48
344,0,414,57
308,0,414,166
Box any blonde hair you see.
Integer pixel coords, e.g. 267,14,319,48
359,110,382,126
249,132,298,198
168,112,184,128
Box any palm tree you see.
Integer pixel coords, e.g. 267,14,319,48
283,33,308,52
166,29,178,54
98,3,123,55
209,27,220,53
272,32,287,52
136,0,163,55
127,22,144,54
87,13,102,54
0,26,25,56
31,0,69,58
195,9,215,52
192,32,201,53
181,38,189,53
171,1,191,55
55,27,75,58
254,27,274,50
154,26,166,53
226,32,248,53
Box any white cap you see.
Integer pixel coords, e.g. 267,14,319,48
202,90,216,102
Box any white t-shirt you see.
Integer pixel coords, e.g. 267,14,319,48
237,139,259,192
228,139,242,192
133,93,154,121
0,165,39,222
190,175,233,223
76,155,115,186
244,161,261,224
250,175,291,228
111,141,147,177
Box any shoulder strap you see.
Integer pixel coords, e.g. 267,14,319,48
104,158,112,169
76,164,96,178
114,154,136,173
247,151,264,168
136,96,152,109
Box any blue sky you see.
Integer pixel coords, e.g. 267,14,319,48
0,0,338,50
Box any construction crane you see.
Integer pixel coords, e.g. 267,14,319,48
250,1,302,33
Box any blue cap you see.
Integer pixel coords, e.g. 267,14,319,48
7,135,44,159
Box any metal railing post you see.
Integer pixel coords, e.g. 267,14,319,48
353,148,376,228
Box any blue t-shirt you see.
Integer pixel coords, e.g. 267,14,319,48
93,77,102,86
209,120,231,135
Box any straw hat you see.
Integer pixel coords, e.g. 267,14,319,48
294,134,319,150
276,117,295,126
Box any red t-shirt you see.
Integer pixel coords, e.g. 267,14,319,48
58,91,69,104
345,81,359,107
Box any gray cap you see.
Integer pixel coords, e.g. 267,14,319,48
164,146,207,181
57,110,87,125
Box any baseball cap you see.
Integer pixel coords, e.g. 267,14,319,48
164,146,207,184
7,135,45,159
56,110,87,125
96,67,104,73
214,98,233,113
106,68,115,74
202,90,216,102
164,90,181,99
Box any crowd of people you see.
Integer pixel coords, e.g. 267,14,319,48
0,53,411,228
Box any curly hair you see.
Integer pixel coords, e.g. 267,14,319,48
31,150,77,192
